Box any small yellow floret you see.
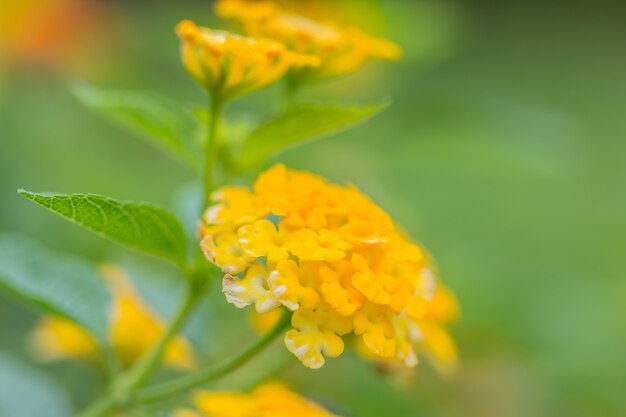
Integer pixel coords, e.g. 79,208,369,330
200,164,458,370
30,316,99,362
173,382,342,417
215,0,401,81
176,19,318,98
30,265,197,371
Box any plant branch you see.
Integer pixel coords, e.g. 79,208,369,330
75,394,117,417
76,281,209,417
135,311,291,403
101,342,122,383
119,287,202,392
203,94,224,208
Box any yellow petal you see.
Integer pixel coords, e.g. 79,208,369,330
222,264,281,313
29,316,98,362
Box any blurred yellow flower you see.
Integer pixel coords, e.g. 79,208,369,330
199,164,458,370
215,0,401,82
173,382,341,417
30,316,99,361
30,264,197,370
175,19,319,99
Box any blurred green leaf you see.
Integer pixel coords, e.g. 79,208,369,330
0,354,73,417
19,191,189,267
237,102,389,168
0,233,110,341
71,82,201,167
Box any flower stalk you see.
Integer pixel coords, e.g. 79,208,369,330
76,282,207,417
118,286,204,392
135,311,291,403
203,94,224,209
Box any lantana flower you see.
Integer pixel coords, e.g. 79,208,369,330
176,19,319,99
30,264,196,370
215,0,402,82
199,164,458,370
172,382,341,417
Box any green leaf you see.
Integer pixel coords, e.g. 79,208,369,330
71,82,201,167
18,191,189,267
238,102,389,168
0,354,73,417
0,233,110,341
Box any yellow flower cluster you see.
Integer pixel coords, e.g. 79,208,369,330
30,265,196,370
199,164,458,369
173,383,341,417
215,0,402,81
176,20,319,98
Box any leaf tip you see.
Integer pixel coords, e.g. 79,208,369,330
369,99,392,114
68,79,95,104
17,188,32,198
380,98,393,108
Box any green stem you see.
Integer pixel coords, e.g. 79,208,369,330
101,343,122,383
203,94,224,208
119,288,201,392
75,395,117,417
135,312,291,403
240,350,295,391
78,87,226,417
76,285,207,417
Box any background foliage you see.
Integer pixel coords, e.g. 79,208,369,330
1,0,625,416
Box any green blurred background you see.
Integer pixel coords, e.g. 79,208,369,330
1,0,625,416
